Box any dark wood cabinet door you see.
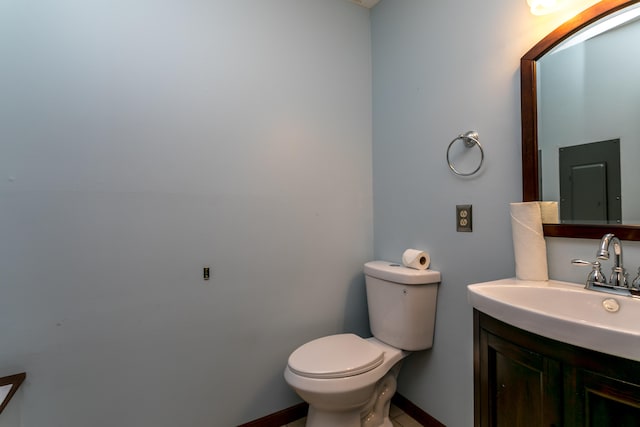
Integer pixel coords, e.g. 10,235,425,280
479,330,562,427
474,310,640,427
570,369,640,427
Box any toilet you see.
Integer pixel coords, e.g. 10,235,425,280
284,260,441,427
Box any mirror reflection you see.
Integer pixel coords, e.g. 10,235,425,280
537,4,640,224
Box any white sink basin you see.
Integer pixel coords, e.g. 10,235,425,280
468,278,640,361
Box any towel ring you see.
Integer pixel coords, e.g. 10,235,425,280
446,131,484,176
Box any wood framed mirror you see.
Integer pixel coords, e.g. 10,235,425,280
521,0,640,240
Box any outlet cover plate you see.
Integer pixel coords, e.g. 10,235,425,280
457,205,472,232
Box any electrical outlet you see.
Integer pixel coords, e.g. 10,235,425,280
203,267,210,280
456,205,472,232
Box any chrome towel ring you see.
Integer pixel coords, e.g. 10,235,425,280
446,131,484,176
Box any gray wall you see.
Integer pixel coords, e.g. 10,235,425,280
0,1,373,425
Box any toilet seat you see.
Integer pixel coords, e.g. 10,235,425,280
287,334,384,379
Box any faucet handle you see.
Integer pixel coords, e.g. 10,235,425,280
609,267,628,288
631,267,640,291
571,259,607,288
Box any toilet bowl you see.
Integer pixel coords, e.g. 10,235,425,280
284,261,441,427
284,334,407,427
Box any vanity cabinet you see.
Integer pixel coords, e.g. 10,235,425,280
474,310,640,427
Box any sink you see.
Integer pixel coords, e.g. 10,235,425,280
467,278,640,361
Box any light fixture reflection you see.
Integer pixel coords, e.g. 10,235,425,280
528,0,560,15
552,3,640,51
528,0,603,15
0,373,26,415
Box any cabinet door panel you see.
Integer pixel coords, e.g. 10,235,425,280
579,370,640,427
485,333,562,427
494,350,542,426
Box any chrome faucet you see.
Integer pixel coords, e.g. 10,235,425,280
596,233,628,288
572,234,638,297
571,259,607,289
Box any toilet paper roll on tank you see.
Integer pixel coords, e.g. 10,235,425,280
402,249,430,270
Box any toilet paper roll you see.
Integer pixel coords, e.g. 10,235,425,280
510,202,548,281
402,249,430,270
539,201,559,224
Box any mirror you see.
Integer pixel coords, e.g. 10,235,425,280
521,0,640,240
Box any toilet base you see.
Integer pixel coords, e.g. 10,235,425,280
303,364,400,427
362,364,399,427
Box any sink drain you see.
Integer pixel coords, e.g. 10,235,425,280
602,298,620,313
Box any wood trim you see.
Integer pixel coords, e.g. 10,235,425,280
238,394,446,426
521,0,635,62
473,310,481,427
543,223,640,240
237,402,308,427
520,57,538,203
392,393,446,427
521,0,640,240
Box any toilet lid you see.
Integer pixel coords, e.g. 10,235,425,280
287,334,384,379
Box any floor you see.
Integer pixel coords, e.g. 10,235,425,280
281,404,423,427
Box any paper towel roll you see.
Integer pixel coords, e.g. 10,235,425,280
402,249,430,270
510,202,548,281
539,201,559,224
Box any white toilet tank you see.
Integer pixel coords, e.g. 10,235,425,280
364,261,441,351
